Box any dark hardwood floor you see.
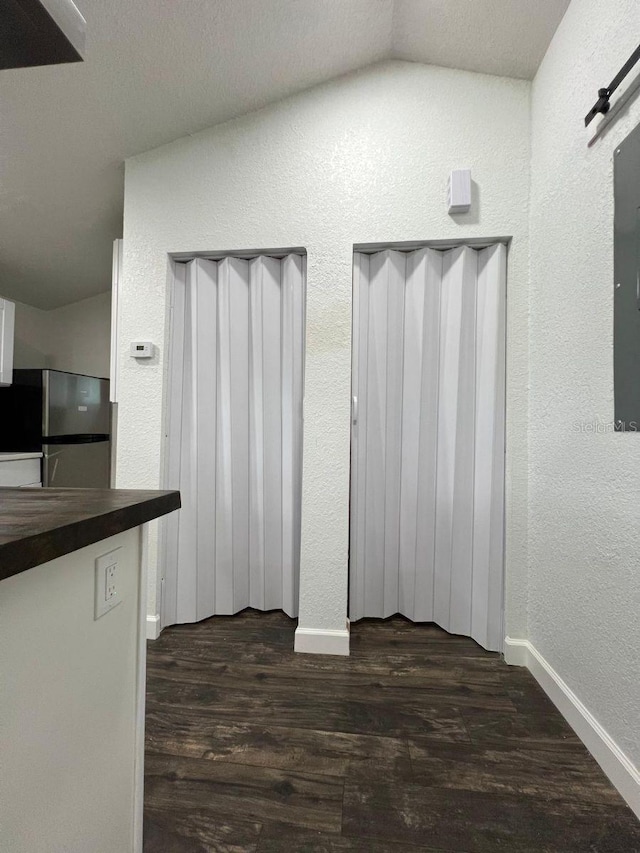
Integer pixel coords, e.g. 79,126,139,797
144,610,640,852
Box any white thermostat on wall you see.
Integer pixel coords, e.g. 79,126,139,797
130,341,153,359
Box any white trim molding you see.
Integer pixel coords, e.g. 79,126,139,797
146,614,161,641
504,637,640,819
503,636,529,667
294,626,350,656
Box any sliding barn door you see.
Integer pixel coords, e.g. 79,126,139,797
349,244,506,651
163,255,305,627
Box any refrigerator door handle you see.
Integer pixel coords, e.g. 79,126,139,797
42,369,50,438
43,448,63,486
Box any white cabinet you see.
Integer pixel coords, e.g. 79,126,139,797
0,297,15,386
0,455,42,487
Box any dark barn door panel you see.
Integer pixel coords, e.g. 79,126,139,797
614,122,640,431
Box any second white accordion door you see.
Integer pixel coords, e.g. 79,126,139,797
349,244,506,651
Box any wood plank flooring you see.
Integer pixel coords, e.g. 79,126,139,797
145,610,640,852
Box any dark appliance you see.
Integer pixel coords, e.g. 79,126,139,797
0,369,110,487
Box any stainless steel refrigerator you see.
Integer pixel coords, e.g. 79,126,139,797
0,369,110,488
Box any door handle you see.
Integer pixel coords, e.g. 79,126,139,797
352,395,358,426
45,450,63,486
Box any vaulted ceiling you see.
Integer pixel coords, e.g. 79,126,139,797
0,0,570,308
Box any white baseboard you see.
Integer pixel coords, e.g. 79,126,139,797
294,626,350,656
146,614,161,640
504,637,640,819
503,636,529,667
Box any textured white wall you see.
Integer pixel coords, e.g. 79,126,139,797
9,291,111,377
119,60,531,632
11,298,51,369
47,291,112,377
529,0,640,767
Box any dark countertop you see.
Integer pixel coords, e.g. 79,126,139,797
0,488,181,582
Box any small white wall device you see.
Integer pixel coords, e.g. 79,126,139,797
130,341,153,359
94,548,122,619
448,169,472,214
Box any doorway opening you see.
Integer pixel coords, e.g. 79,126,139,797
161,250,306,630
349,240,507,651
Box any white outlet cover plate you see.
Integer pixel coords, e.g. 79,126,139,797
94,548,122,619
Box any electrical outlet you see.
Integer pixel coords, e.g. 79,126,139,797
105,564,117,600
95,548,123,619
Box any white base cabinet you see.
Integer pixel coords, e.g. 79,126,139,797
0,454,42,487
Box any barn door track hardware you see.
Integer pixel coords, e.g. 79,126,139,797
585,43,640,126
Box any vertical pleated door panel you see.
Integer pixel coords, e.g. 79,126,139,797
472,246,506,650
349,243,506,651
433,247,479,637
163,254,305,628
399,248,442,621
215,257,251,614
355,249,407,619
280,254,305,616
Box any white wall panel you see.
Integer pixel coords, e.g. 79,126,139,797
350,244,506,651
163,255,305,627
527,0,640,774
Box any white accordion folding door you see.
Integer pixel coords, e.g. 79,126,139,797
163,254,305,627
349,244,506,651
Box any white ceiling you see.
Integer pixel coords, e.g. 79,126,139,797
0,0,569,309
393,0,570,79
